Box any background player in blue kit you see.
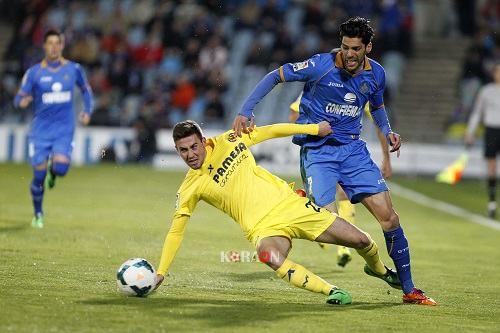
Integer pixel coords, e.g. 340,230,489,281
14,29,94,228
233,17,436,305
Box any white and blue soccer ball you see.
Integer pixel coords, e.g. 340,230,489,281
116,258,156,296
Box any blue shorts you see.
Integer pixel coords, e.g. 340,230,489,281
28,135,74,166
300,140,388,205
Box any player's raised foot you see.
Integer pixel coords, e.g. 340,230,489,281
31,213,44,228
403,288,437,306
326,287,352,305
337,247,352,267
44,160,56,189
364,264,402,289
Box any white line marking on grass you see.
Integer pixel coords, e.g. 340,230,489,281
389,182,500,231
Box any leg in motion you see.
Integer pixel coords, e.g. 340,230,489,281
315,216,401,289
31,163,47,228
486,158,497,218
362,192,436,305
257,236,351,305
45,154,70,189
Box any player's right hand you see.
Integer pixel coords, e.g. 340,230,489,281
79,112,91,125
232,115,255,137
464,134,474,147
317,121,332,137
154,274,164,290
19,96,33,109
388,132,401,157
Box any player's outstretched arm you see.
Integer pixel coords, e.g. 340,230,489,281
233,70,282,136
243,121,331,146
155,215,189,289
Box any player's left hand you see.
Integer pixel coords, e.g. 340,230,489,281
387,132,401,157
79,112,91,126
154,274,164,290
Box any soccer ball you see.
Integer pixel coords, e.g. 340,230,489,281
116,258,156,296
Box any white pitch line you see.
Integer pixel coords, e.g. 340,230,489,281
388,182,500,231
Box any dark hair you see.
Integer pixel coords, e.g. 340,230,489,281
173,120,203,142
339,17,374,45
43,29,62,43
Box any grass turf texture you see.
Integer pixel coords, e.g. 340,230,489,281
1,163,499,332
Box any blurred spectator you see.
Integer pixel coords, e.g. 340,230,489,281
130,116,157,163
455,0,477,36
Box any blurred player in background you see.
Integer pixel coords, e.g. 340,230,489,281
233,17,436,305
465,63,500,218
289,93,391,267
13,29,94,228
155,120,401,305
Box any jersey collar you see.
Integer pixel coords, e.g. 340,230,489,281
334,52,372,74
40,57,68,68
194,140,214,176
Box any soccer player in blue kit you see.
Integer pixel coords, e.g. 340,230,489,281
14,29,93,228
233,17,436,305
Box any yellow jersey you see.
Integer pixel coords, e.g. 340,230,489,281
158,123,320,275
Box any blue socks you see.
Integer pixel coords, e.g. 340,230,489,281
31,169,46,216
384,226,415,294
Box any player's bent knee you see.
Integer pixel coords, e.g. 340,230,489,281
52,162,70,176
378,210,399,229
257,247,286,270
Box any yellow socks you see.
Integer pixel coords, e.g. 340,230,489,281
337,199,356,256
356,238,386,275
338,199,355,224
276,259,334,295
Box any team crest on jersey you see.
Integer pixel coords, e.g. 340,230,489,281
292,61,309,72
227,132,237,142
359,81,370,94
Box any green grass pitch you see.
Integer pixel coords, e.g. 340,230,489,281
1,163,500,332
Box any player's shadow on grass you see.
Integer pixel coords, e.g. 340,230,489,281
80,296,401,327
0,219,30,232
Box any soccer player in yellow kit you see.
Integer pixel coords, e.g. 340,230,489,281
289,94,392,267
154,120,400,305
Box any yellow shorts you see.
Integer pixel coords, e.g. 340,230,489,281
248,194,337,246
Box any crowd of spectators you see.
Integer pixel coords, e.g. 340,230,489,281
0,0,414,132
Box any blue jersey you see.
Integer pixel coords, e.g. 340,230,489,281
239,51,391,148
16,59,93,140
284,52,385,147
